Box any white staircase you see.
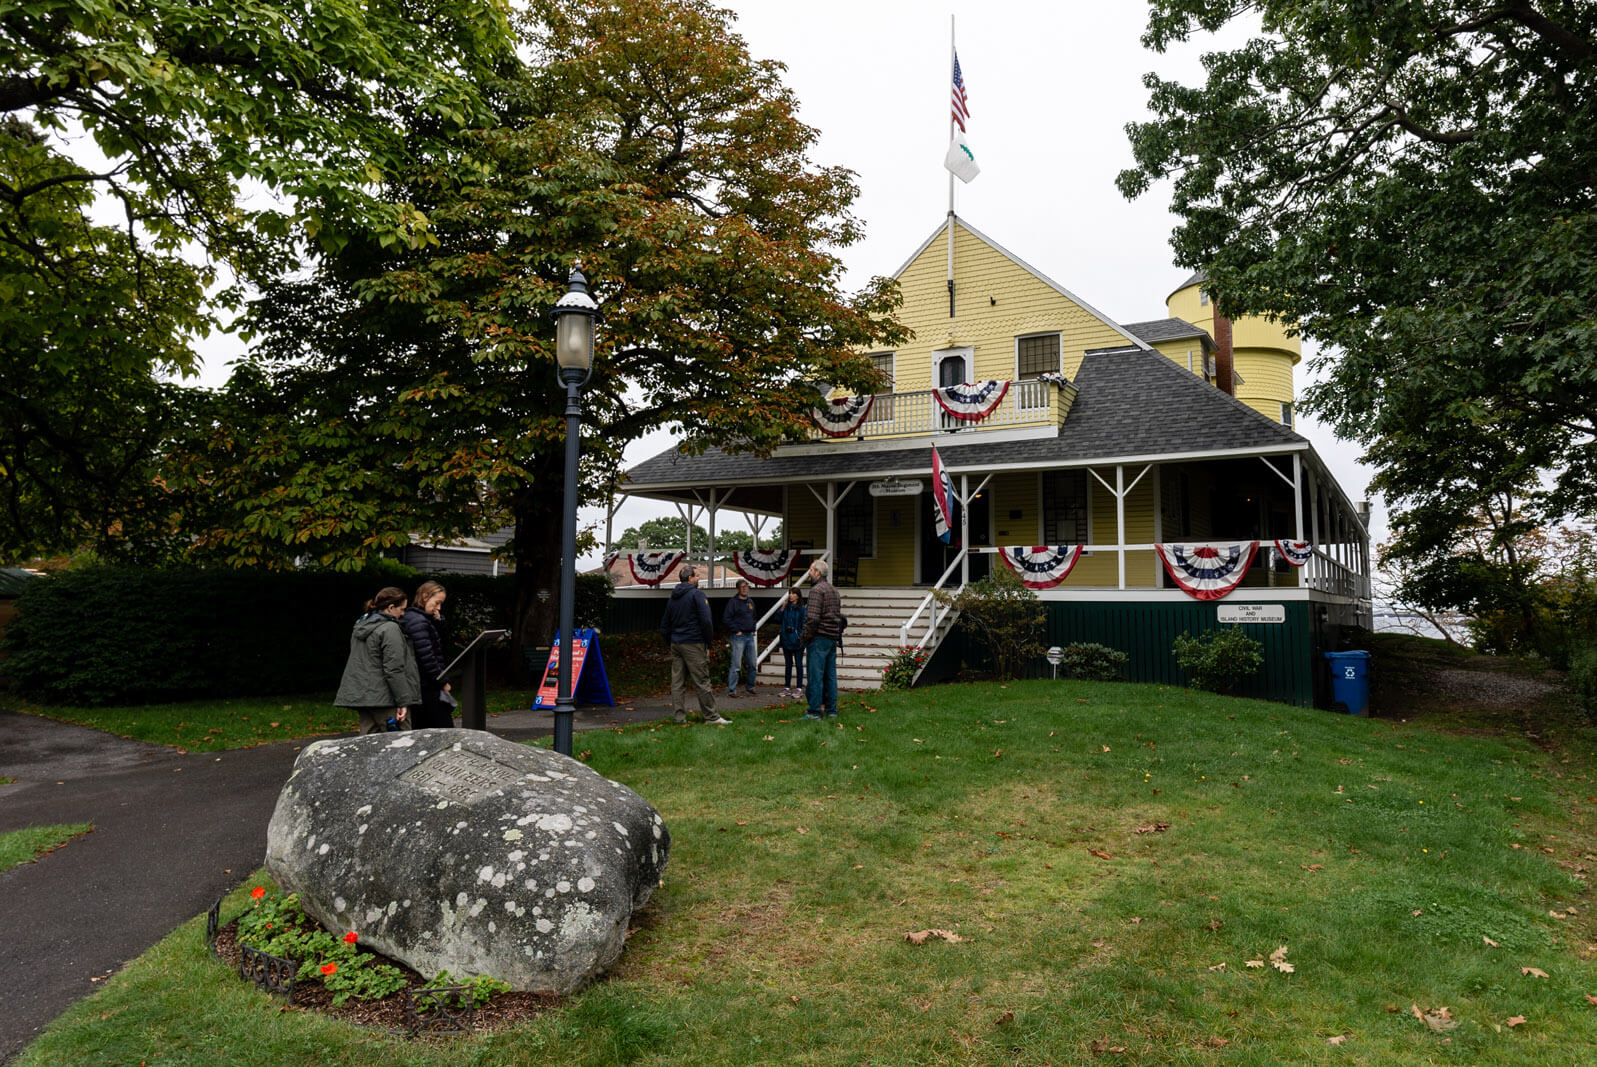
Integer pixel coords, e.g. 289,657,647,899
757,589,957,691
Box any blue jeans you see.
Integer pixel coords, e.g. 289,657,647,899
806,637,837,714
727,633,757,692
782,646,805,689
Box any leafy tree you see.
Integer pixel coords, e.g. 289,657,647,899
613,518,783,554
177,0,902,657
1119,2,1597,601
0,0,512,559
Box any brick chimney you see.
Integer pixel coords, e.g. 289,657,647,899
1211,306,1235,396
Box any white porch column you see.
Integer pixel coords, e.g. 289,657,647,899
960,473,971,585
1116,465,1126,589
707,488,718,588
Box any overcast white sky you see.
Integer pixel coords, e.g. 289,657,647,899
593,0,1379,559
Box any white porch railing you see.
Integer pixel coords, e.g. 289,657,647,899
755,549,829,667
809,379,1072,440
899,548,967,652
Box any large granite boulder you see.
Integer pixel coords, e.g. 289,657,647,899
264,729,669,994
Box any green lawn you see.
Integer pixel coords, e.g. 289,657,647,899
0,823,92,873
16,679,1597,1065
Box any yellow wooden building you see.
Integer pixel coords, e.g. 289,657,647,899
611,217,1370,705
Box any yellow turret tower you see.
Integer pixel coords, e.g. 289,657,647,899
1165,272,1301,426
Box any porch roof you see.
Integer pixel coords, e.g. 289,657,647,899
624,347,1307,492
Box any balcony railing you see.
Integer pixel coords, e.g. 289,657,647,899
807,378,1075,441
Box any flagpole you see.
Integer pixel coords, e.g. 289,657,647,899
947,14,956,319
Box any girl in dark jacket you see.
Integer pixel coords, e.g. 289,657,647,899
399,580,454,729
778,589,806,699
334,587,421,734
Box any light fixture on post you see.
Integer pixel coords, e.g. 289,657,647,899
550,267,598,757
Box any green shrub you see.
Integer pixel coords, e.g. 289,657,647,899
935,569,1045,681
1569,644,1597,713
881,646,929,690
1058,642,1127,681
0,565,534,705
1171,627,1264,694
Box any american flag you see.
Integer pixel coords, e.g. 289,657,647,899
951,52,970,132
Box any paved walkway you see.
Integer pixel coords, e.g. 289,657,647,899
0,688,796,1063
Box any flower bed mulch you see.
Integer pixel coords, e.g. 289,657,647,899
212,920,560,1034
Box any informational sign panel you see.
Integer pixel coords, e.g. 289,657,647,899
534,627,615,708
1217,603,1286,624
869,479,924,497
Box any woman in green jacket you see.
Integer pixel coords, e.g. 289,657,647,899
334,587,423,734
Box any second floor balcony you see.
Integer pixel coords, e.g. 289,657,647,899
806,377,1076,442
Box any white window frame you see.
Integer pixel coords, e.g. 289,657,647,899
1280,400,1294,428
865,351,895,424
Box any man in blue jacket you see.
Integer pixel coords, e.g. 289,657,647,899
723,578,758,698
660,565,730,726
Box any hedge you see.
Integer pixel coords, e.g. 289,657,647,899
1,566,613,706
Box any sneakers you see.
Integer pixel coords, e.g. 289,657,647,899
803,711,823,720
673,709,686,724
724,690,738,699
705,713,732,726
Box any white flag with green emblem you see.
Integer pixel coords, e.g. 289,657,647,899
944,129,980,183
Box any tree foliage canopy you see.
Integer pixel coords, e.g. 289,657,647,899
0,0,512,559
1119,2,1597,610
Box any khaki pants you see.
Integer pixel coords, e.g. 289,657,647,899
670,642,717,718
356,708,412,735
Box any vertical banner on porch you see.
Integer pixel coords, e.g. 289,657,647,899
534,627,615,709
932,446,959,545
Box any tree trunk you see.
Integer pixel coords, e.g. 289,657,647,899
510,454,567,685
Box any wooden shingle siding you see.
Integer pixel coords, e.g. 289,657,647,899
892,223,1133,391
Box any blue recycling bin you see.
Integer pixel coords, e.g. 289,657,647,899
1325,650,1371,715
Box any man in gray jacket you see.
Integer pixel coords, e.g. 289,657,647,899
660,565,730,725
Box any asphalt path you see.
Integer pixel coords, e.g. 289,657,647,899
0,689,795,1063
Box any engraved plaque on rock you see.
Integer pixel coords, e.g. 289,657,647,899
399,749,523,802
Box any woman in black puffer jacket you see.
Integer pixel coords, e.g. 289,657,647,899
399,580,454,729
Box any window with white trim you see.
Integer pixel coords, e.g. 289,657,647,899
866,351,894,423
1016,333,1061,379
837,488,876,559
1280,400,1294,428
1041,470,1089,546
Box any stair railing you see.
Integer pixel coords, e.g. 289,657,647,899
899,548,967,651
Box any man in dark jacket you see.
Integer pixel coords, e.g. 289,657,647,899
802,559,843,719
723,578,758,697
660,565,729,725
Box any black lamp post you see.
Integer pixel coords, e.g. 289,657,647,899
551,267,597,757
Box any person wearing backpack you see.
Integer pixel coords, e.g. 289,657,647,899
801,559,844,719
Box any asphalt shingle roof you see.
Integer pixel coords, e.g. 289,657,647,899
1121,318,1211,345
624,348,1306,489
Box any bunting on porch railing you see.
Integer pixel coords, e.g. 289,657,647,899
812,393,875,437
1273,540,1314,567
624,551,686,587
731,548,802,587
932,445,959,545
933,379,1009,422
998,545,1083,589
1156,542,1260,601
603,550,620,572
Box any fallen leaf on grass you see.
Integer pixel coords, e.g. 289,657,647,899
1200,1036,1229,1048
993,1010,1014,1025
1129,917,1142,924
795,826,809,835
1089,1038,1127,1054
1245,959,1265,969
1506,1016,1526,1028
1134,823,1171,834
1207,962,1227,971
1483,936,1499,947
1411,1004,1458,1031
1270,945,1295,973
1102,744,1111,751
763,735,774,741
1089,849,1114,860
1585,994,1597,1005
1550,910,1568,919
1521,967,1549,978
1301,864,1324,871
904,929,964,945
1327,1034,1349,1046
1413,909,1424,917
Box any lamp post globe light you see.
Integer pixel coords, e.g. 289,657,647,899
550,267,598,757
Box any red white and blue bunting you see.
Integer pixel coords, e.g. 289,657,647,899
998,545,1083,589
731,548,802,587
812,394,875,437
603,550,620,572
1156,542,1260,601
932,445,959,546
1273,540,1314,567
933,379,1009,422
624,551,686,587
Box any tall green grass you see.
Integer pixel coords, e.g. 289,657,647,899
18,681,1597,1065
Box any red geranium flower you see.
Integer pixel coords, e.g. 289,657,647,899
250,887,265,899
343,932,358,944
320,962,338,976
